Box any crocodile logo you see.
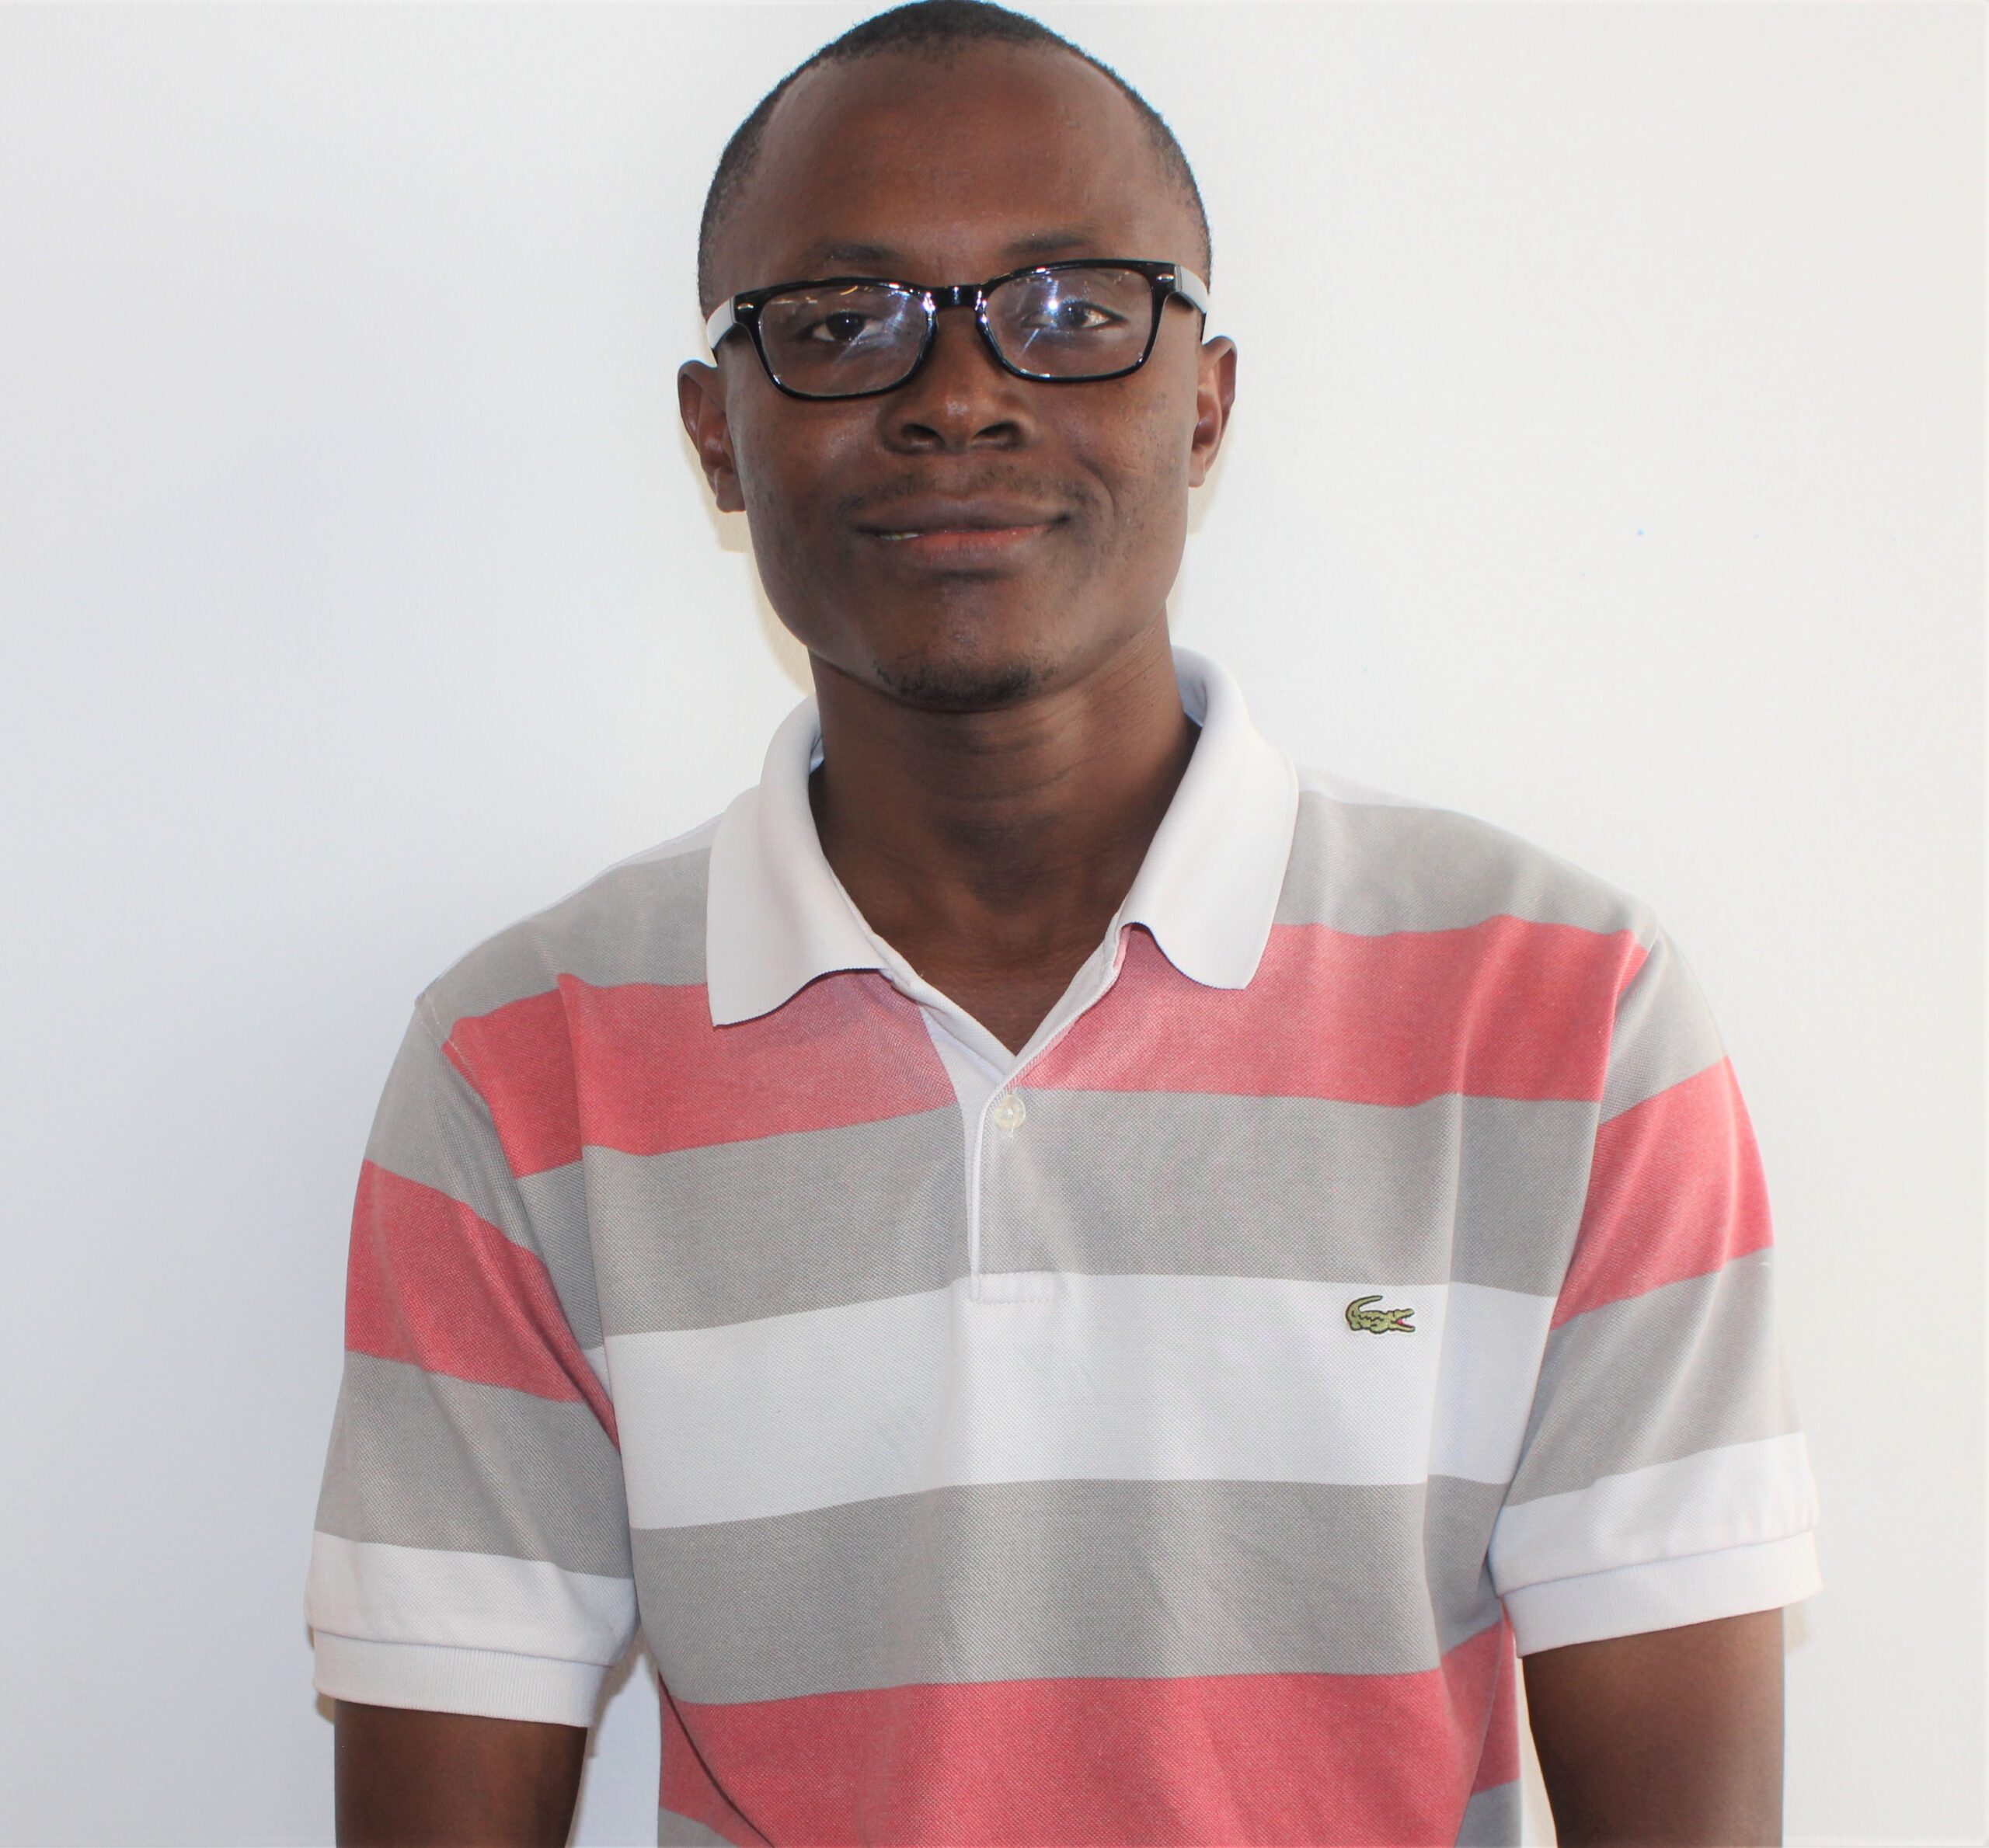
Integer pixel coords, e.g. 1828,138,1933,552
1345,1293,1416,1334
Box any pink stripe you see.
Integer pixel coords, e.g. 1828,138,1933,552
344,1161,618,1443
658,1673,758,1847
446,973,954,1168
1027,919,1638,1103
443,990,580,1177
659,1615,1514,1846
1553,1056,1773,1327
1474,1617,1523,1792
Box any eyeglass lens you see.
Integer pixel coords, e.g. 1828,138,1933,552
754,265,1158,395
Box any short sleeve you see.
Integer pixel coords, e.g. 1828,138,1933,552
305,994,636,1724
1488,919,1824,1655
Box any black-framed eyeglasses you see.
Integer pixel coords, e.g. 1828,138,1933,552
702,257,1211,401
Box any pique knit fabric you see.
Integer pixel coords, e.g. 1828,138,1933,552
307,644,1823,1847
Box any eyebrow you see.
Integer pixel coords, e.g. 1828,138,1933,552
786,228,1108,277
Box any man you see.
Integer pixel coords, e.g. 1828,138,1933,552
308,3,1824,1843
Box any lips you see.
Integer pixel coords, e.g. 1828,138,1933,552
855,496,1066,538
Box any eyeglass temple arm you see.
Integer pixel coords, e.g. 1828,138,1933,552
702,264,1211,358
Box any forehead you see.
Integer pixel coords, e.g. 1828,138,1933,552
719,44,1191,290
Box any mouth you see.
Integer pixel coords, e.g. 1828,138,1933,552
869,523,1059,553
855,493,1071,566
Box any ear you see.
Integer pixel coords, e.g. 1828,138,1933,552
1187,335,1237,489
678,360,745,513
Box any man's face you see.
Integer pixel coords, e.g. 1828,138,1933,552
678,44,1236,712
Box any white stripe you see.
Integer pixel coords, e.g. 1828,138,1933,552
608,1274,1556,1530
307,1531,636,1664
1489,1430,1823,1597
312,1630,611,1729
1501,1528,1824,1655
1427,1279,1560,1480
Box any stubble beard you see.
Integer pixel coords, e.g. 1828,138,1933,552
871,648,1047,712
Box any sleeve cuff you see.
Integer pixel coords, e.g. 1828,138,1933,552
1503,1528,1824,1656
312,1629,608,1727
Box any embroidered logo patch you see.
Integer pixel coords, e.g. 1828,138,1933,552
1345,1293,1416,1334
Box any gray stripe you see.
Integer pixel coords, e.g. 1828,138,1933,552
363,1015,603,1350
1277,791,1654,938
1504,1249,1798,1506
422,839,712,1030
315,1352,632,1581
1600,927,1729,1123
656,1811,735,1848
630,1474,1508,1706
587,1107,965,1338
996,1088,1594,1300
587,1088,1594,1338
1453,1776,1523,1846
514,1162,601,1352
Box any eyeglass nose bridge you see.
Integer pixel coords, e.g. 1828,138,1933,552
891,282,1012,392
924,283,983,311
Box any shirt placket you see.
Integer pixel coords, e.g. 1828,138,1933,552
908,926,1136,1303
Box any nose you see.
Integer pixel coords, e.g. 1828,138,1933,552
880,300,1036,454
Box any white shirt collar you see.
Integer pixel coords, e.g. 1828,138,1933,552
704,644,1299,1028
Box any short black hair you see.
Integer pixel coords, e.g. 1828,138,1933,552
696,0,1212,316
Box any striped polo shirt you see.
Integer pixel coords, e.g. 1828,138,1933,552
308,644,1824,1847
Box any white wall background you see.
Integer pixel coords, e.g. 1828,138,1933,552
0,3,1979,1843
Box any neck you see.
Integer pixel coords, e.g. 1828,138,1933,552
805,625,1200,969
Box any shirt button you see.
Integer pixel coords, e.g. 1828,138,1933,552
991,1091,1026,1131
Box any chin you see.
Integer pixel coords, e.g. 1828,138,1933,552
868,633,1058,712
855,600,1074,712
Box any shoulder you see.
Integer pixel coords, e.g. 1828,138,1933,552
1283,761,1663,951
414,811,723,1035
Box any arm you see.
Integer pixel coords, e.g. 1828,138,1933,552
334,1701,586,1848
1522,1609,1785,1846
308,997,636,1841
1489,916,1820,1836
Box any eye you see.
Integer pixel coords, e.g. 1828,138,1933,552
800,310,879,347
1022,297,1124,334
